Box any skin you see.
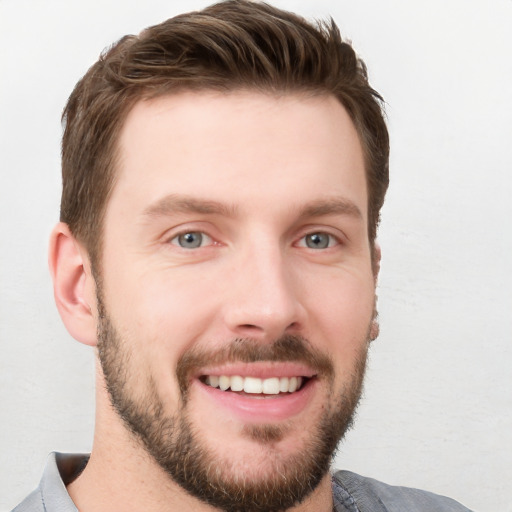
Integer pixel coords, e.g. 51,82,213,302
50,91,379,512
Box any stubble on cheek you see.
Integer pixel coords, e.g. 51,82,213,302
95,281,372,512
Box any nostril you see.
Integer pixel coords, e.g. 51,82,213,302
234,321,302,340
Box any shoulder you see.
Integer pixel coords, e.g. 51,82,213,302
332,470,473,512
11,453,85,512
11,489,44,512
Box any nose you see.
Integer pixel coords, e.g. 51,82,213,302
222,241,306,342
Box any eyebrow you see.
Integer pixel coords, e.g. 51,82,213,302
142,194,239,218
298,198,363,220
142,194,362,221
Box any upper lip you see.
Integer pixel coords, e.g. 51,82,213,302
195,361,318,379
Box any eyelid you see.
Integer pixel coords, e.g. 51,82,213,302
162,222,220,248
296,232,340,249
168,230,214,248
294,225,346,247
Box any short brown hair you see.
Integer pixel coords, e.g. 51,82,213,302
61,0,389,267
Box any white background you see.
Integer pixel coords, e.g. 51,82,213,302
1,1,511,511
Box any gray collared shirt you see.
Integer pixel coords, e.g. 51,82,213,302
12,452,473,512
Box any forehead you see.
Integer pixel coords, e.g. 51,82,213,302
111,90,367,220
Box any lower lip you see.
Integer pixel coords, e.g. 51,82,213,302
194,378,317,423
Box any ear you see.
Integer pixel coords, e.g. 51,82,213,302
48,222,97,346
370,242,381,341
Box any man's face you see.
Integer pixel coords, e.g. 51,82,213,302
96,91,376,510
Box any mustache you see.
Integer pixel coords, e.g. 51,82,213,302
176,335,335,398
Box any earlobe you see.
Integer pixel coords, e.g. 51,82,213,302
49,222,98,346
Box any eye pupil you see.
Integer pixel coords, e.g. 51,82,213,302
178,232,203,248
306,233,329,249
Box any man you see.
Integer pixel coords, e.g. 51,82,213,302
14,1,472,511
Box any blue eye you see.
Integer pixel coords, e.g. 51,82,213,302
171,231,210,249
302,232,336,249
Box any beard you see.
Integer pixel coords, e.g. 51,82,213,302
96,293,368,512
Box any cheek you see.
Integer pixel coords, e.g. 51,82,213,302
323,282,374,326
110,269,218,358
101,278,205,407
303,271,374,356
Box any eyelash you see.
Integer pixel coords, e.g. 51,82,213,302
296,232,341,250
169,231,214,249
168,230,341,251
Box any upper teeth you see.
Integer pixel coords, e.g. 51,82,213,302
205,375,303,394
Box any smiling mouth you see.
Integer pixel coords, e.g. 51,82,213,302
200,375,311,395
